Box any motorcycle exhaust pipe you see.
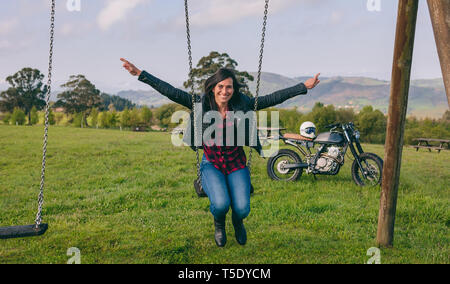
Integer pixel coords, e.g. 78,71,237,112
283,163,309,170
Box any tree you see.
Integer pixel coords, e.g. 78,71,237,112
100,93,135,111
129,108,140,128
120,108,131,127
56,75,102,126
108,103,116,112
30,106,39,125
72,113,84,128
0,88,20,114
404,113,450,145
97,110,118,128
441,110,450,123
2,112,11,124
141,106,153,125
336,108,356,124
355,106,387,144
11,108,26,125
110,111,119,128
155,103,188,128
268,107,304,133
301,102,337,133
183,51,254,97
98,111,109,128
48,109,56,125
89,108,99,128
0,68,47,125
54,112,64,126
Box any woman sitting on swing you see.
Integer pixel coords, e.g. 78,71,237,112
121,58,320,247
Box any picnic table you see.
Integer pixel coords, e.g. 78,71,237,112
412,138,450,153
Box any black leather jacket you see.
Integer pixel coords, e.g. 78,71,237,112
138,71,308,155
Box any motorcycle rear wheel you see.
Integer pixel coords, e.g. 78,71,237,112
351,153,383,186
267,149,303,182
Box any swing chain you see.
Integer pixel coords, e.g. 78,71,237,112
184,0,201,181
184,0,269,179
248,0,269,173
35,0,55,228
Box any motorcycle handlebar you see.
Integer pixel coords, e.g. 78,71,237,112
325,123,341,129
325,122,355,130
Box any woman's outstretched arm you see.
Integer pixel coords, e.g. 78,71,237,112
120,58,196,109
251,73,321,110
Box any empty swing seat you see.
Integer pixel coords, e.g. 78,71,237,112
0,224,48,240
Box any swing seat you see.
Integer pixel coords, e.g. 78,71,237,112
0,224,48,239
194,179,208,198
194,179,254,198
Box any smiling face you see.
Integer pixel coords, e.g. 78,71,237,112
212,77,234,107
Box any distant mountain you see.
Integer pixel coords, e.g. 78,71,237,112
116,90,171,108
63,72,446,118
247,73,447,118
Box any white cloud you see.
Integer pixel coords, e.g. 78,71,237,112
0,18,19,36
60,23,75,36
330,11,344,24
186,0,297,28
59,22,93,37
0,40,12,50
0,37,34,53
97,0,149,31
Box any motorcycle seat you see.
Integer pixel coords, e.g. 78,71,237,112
283,133,314,142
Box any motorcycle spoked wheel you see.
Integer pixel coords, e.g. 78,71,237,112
267,149,303,181
351,152,383,186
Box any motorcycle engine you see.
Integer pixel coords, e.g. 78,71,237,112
329,146,341,158
314,146,342,173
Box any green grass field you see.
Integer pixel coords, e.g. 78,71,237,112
0,125,448,264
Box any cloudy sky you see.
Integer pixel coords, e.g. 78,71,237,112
0,0,443,93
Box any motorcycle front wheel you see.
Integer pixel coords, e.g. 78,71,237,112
351,153,383,186
267,149,303,182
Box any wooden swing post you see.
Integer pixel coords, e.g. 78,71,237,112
427,0,450,106
376,0,419,248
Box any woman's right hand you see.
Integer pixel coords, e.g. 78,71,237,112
304,73,321,89
120,58,142,76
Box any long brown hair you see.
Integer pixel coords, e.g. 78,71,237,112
204,68,243,110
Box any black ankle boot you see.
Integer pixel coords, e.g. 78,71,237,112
232,215,247,245
214,217,227,247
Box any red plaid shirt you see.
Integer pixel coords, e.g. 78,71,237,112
203,113,247,175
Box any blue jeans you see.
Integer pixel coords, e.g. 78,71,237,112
200,154,251,221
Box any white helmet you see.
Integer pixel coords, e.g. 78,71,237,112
300,121,317,139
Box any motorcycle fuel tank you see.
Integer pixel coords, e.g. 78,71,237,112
314,132,345,144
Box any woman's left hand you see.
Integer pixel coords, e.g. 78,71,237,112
304,73,321,89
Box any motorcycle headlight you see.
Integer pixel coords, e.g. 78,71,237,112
354,131,360,139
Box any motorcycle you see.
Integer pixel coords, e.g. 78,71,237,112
266,122,383,186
